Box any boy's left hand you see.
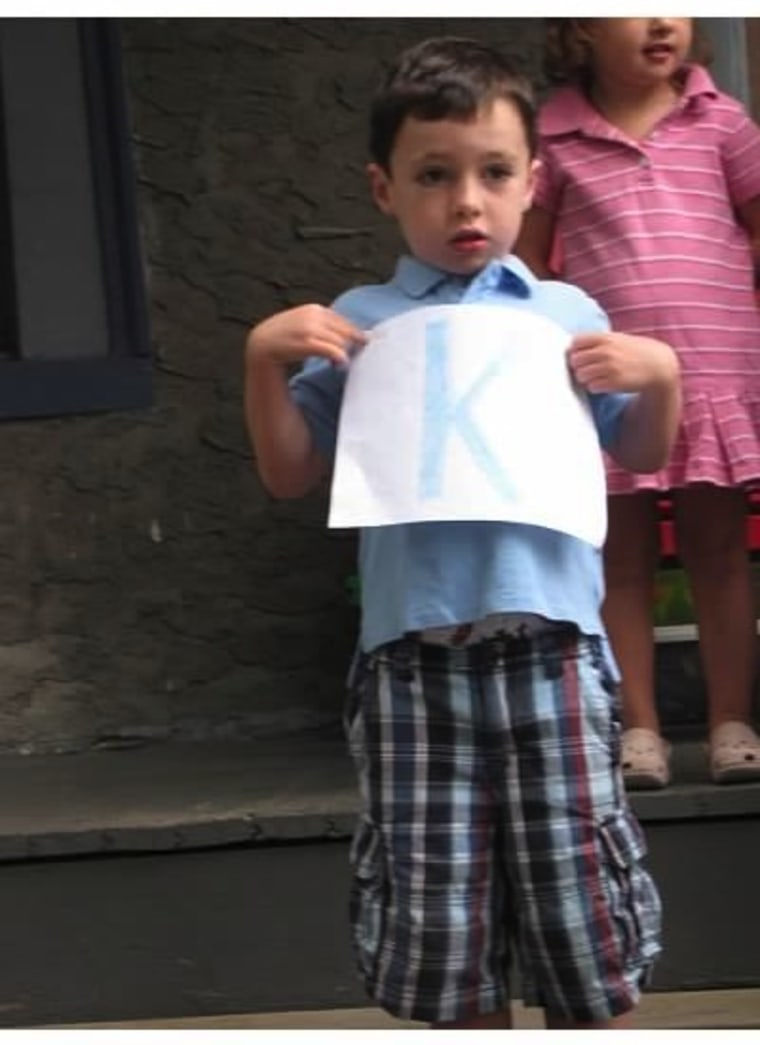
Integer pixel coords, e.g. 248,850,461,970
568,332,679,394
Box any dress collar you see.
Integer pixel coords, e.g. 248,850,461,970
539,63,719,139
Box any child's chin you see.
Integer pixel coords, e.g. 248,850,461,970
419,249,494,276
449,253,495,276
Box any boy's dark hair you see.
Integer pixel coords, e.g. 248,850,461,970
369,36,537,171
543,18,712,88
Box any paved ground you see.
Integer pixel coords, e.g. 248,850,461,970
49,988,760,1030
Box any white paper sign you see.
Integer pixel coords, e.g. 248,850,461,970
328,304,607,548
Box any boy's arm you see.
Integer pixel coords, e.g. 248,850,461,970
245,351,327,498
611,378,681,473
244,304,366,498
569,331,681,473
513,205,557,279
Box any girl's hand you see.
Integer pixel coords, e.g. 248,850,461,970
568,331,679,394
247,304,367,369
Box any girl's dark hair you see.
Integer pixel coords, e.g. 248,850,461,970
369,36,537,171
542,18,712,88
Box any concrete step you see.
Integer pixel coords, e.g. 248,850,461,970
1,730,758,861
0,732,757,1026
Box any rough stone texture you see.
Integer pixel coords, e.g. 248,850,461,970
0,18,548,752
0,18,733,753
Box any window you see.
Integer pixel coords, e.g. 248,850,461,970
0,17,150,418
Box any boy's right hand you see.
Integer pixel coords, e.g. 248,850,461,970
247,304,367,369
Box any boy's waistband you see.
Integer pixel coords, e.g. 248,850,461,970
408,612,556,647
358,620,595,681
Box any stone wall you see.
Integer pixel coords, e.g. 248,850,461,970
0,18,544,752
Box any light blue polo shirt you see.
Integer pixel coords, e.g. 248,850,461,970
290,254,631,660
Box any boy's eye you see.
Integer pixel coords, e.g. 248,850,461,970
416,166,449,186
483,163,512,182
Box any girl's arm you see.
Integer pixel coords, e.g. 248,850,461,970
514,205,559,279
737,195,760,285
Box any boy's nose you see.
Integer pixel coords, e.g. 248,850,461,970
452,178,482,217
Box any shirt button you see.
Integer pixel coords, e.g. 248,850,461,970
639,155,650,168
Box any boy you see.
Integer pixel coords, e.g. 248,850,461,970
244,36,680,1031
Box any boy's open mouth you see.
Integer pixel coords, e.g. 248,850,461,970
450,229,489,252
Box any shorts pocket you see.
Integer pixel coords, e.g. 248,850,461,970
344,654,373,761
597,809,663,969
576,647,621,762
349,815,388,984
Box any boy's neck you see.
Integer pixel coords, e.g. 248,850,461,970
589,75,683,141
410,254,508,282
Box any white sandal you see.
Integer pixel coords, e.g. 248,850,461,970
621,727,671,790
709,721,760,785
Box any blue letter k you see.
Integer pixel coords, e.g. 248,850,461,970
419,318,515,501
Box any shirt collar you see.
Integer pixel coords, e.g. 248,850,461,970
539,63,718,138
391,254,534,300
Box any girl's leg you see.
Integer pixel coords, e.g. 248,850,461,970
602,492,661,731
672,485,757,731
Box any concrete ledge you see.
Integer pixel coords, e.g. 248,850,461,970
0,791,757,1022
1,731,759,861
0,731,358,861
629,738,760,820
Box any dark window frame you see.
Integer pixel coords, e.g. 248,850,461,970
0,17,151,419
0,73,16,361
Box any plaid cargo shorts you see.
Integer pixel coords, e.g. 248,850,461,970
343,623,662,1025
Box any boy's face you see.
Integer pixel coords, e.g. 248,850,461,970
367,99,539,277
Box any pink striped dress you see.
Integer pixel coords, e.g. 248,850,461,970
535,65,760,494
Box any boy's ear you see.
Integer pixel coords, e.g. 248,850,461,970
523,157,542,211
367,162,394,216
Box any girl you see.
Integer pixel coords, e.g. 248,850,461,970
516,17,760,788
